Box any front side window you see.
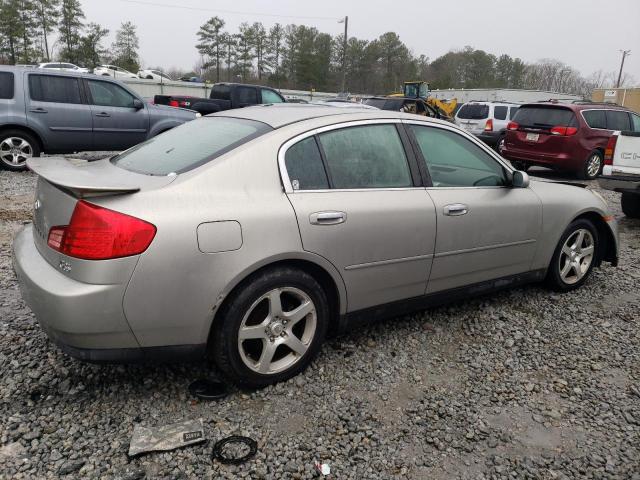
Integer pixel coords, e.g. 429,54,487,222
237,87,258,105
493,106,508,120
29,74,82,104
582,110,607,129
318,124,412,189
87,80,136,108
0,72,14,99
606,110,631,131
112,117,272,175
285,137,328,190
411,125,507,187
261,89,283,104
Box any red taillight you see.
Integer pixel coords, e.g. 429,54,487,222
550,126,578,136
604,135,618,165
47,201,156,260
507,121,519,131
168,100,179,107
484,118,493,131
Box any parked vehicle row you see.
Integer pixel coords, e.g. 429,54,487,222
0,66,198,171
454,101,520,150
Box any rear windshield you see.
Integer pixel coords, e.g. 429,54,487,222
111,117,272,175
513,106,576,127
457,104,489,120
363,98,388,109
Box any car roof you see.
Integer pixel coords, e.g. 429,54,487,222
213,103,448,129
521,101,629,112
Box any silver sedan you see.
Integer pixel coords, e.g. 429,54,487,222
13,105,618,388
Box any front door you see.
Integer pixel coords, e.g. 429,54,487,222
282,121,437,312
84,79,149,151
25,73,93,152
405,122,542,293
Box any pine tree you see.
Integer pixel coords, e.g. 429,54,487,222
58,0,84,63
250,22,267,80
266,23,284,82
33,0,60,60
196,16,225,82
112,21,140,72
78,22,108,69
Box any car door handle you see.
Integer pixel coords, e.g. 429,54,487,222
309,211,347,225
29,108,47,113
443,203,468,216
95,112,111,117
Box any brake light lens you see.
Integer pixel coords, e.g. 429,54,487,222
604,135,618,165
168,100,179,107
507,121,519,131
47,201,156,260
550,126,578,136
484,118,493,131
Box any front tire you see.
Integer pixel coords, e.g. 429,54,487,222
0,130,40,171
545,219,598,292
578,151,603,180
211,267,329,389
621,192,640,218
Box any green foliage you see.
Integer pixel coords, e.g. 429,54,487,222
196,16,224,81
58,0,84,63
111,21,140,72
78,22,108,69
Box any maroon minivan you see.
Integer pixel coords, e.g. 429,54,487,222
501,101,639,179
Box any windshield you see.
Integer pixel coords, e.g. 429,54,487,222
457,104,489,120
111,117,272,175
513,106,576,127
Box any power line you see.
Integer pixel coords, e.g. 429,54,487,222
117,0,341,21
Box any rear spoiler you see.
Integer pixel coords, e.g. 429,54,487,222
27,157,159,197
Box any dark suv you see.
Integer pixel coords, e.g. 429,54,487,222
501,101,640,179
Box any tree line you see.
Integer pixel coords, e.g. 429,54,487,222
0,3,634,96
0,0,140,72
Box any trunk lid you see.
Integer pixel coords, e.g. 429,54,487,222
508,105,577,154
456,103,489,134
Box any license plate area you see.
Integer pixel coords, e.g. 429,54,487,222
526,133,540,142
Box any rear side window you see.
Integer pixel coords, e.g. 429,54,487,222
318,124,412,189
509,106,519,119
605,110,631,131
285,137,328,190
236,87,258,105
457,104,489,120
493,106,508,120
582,110,607,129
211,85,231,100
111,117,272,175
513,106,576,127
0,72,14,99
631,113,640,132
29,74,82,104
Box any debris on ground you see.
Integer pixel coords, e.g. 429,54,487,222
128,418,205,457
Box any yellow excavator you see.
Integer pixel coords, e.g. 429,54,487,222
389,81,458,119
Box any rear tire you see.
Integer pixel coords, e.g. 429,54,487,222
211,267,329,389
0,130,41,172
621,192,640,218
577,151,603,180
545,219,598,292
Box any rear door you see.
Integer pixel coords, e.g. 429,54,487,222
25,73,93,152
84,78,149,150
282,120,437,312
455,103,490,134
508,105,577,154
406,121,541,293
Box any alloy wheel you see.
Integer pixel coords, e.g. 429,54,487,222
558,228,595,285
0,137,33,167
585,154,602,179
237,287,317,375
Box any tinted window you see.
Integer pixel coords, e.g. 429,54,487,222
631,113,640,132
493,106,508,120
457,104,489,119
318,125,411,189
513,106,575,127
236,87,258,105
362,98,387,109
212,85,231,100
87,80,136,108
29,75,82,104
0,72,14,99
582,110,607,129
112,117,272,175
285,137,328,190
605,110,631,131
509,106,519,119
411,125,507,187
261,89,283,104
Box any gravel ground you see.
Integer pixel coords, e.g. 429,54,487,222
0,162,639,479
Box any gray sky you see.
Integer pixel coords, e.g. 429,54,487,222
80,0,640,83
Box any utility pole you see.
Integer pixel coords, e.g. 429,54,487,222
339,16,348,94
616,50,631,88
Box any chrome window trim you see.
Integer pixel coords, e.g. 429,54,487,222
278,118,416,194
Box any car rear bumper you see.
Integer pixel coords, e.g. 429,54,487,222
598,174,640,193
502,146,580,169
12,225,207,363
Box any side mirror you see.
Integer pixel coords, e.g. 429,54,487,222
512,170,530,188
132,99,144,110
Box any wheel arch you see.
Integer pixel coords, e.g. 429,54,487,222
206,255,347,348
0,124,45,152
571,210,617,266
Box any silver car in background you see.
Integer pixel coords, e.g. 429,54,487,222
13,105,618,388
